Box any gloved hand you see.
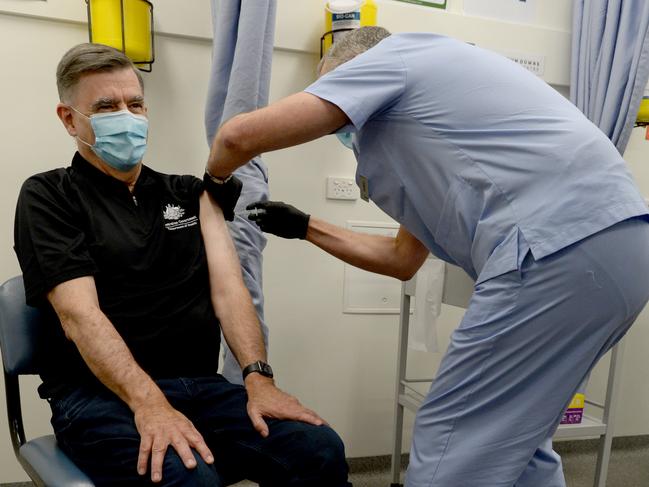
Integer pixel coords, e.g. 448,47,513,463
203,172,243,221
246,201,310,239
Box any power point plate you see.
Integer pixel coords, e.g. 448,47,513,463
327,177,358,200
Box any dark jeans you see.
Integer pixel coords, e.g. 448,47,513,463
49,375,352,486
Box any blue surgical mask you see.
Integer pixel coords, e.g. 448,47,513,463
72,107,148,172
336,132,354,150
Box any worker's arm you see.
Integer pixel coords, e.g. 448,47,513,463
247,201,430,281
206,92,349,179
308,218,429,281
199,192,325,436
47,277,214,483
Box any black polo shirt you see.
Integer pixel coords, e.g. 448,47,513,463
14,152,220,398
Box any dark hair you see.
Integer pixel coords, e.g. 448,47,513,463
56,43,144,102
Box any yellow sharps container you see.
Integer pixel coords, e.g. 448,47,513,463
638,97,649,124
87,0,154,70
322,0,377,58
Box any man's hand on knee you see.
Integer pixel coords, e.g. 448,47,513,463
134,399,214,483
245,374,326,437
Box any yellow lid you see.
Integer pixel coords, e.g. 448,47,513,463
638,97,649,123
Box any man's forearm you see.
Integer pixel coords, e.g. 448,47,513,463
306,218,429,281
48,277,168,411
212,280,267,368
49,277,215,481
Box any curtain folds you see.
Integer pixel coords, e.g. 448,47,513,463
570,0,649,154
205,0,277,384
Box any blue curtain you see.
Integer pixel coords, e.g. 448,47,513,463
205,0,276,384
570,0,649,154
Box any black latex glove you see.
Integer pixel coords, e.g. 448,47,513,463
203,172,243,221
246,201,310,239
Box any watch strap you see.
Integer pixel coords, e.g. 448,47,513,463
242,361,274,380
205,169,233,185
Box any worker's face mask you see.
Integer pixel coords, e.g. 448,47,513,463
336,132,354,150
71,107,148,172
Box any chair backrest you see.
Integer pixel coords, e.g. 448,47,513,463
0,276,96,485
0,276,45,376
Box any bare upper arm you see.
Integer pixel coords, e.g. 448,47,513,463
198,192,245,294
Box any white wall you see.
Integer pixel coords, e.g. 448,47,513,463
0,0,647,483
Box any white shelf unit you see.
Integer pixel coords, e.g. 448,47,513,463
390,263,625,487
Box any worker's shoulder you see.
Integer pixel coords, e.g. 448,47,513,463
387,32,461,50
380,32,471,69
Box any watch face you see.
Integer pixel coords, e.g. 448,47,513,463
259,362,273,377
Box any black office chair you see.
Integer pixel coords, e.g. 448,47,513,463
0,276,94,486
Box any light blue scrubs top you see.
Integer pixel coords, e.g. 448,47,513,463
305,33,648,283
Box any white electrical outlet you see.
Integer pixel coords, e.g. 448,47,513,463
326,177,358,200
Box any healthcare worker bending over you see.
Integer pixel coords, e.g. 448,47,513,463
206,27,649,487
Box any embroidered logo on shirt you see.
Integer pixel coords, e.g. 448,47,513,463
163,204,185,220
163,204,198,231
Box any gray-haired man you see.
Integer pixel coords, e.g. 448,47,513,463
14,42,352,487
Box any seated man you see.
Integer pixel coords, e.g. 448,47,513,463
13,43,351,487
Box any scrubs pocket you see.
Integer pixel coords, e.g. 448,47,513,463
475,226,525,285
460,260,525,330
